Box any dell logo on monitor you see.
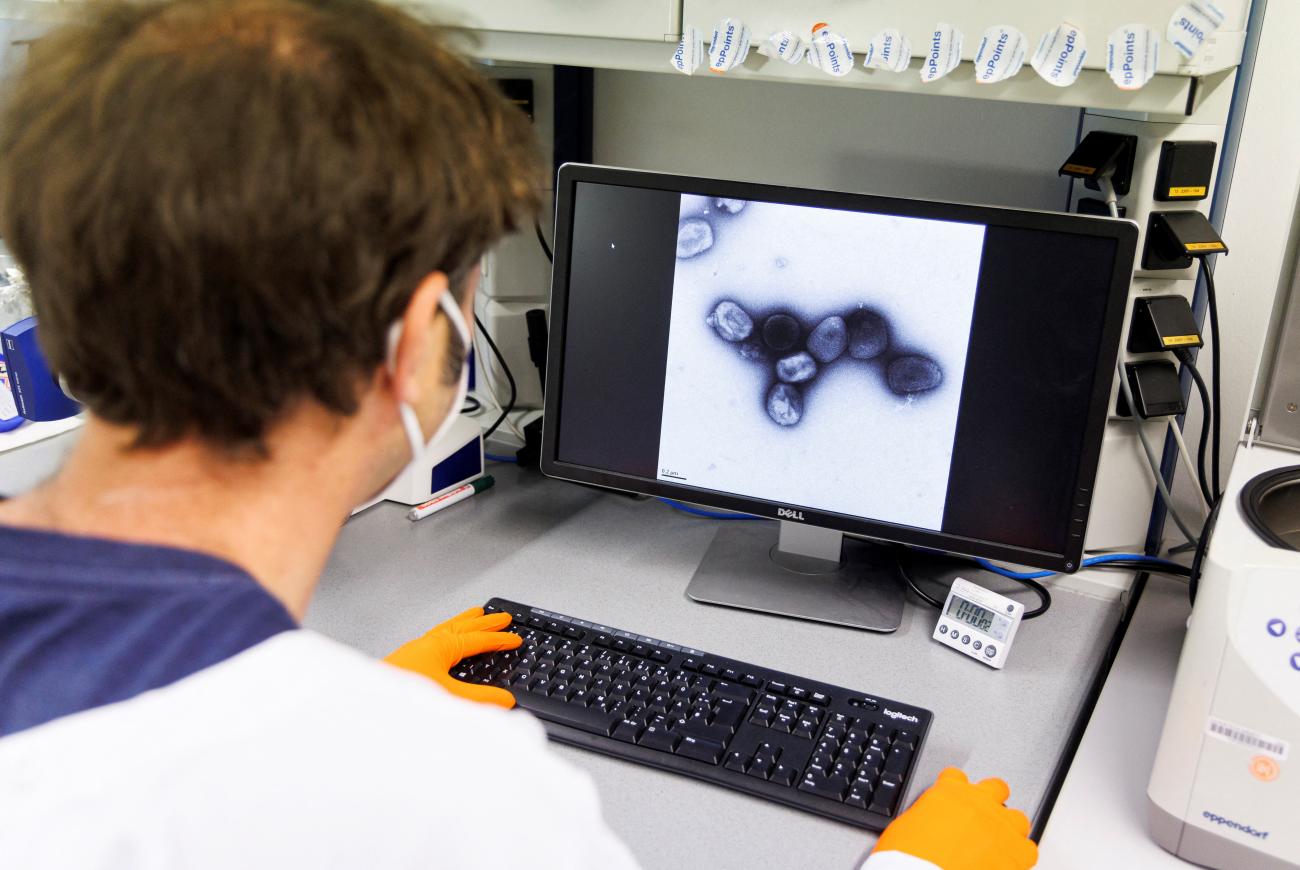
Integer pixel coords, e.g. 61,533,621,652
777,508,805,521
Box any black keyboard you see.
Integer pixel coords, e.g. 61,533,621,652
462,598,934,830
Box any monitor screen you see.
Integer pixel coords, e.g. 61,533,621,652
541,165,1136,572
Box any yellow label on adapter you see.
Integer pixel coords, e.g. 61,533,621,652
1186,241,1226,251
1062,163,1096,175
1168,185,1208,197
1162,335,1201,347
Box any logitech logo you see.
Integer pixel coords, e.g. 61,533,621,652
1051,30,1077,79
1202,811,1269,840
984,32,1009,77
884,708,920,723
927,30,942,77
777,508,805,521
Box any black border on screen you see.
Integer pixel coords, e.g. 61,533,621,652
540,163,1138,573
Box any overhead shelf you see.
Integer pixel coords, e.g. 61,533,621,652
466,30,1236,117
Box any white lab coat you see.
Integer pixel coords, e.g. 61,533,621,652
0,630,933,870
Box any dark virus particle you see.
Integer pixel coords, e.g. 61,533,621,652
738,340,767,362
713,198,746,214
706,300,753,341
761,313,802,352
807,316,848,364
766,383,803,426
848,309,889,360
776,351,817,384
677,218,714,258
887,354,943,395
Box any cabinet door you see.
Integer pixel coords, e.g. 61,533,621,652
431,0,681,42
681,0,1247,74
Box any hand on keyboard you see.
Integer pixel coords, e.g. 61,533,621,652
384,607,523,708
871,767,1037,870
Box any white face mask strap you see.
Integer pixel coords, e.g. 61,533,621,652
386,289,471,463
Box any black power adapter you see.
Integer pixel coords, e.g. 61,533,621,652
1059,131,1138,194
1116,361,1187,418
1128,295,1203,354
1143,210,1228,270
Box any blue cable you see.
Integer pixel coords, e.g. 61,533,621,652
485,453,518,464
976,553,1188,580
658,498,761,521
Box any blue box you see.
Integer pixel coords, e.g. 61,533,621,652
1,317,80,422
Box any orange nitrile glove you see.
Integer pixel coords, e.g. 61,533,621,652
384,607,523,708
872,767,1037,870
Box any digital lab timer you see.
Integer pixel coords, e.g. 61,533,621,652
932,577,1024,669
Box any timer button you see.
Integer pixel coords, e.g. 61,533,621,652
1266,619,1286,638
939,625,948,635
961,635,971,645
985,645,997,658
973,640,982,651
1291,652,1300,672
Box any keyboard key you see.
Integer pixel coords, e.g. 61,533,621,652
869,778,902,815
809,691,830,706
770,762,798,787
678,719,733,746
649,649,671,663
793,717,819,739
514,693,620,737
711,697,746,731
893,730,917,750
639,722,680,753
612,638,631,652
564,627,583,639
677,735,725,765
681,657,700,672
722,667,740,681
846,782,872,809
884,746,912,777
798,774,848,802
724,751,749,773
701,663,721,676
612,719,644,743
788,686,809,701
632,644,649,657
773,711,796,733
767,681,788,695
748,751,776,779
741,673,762,687
527,617,546,628
713,682,755,704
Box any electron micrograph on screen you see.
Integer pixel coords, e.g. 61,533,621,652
656,195,986,531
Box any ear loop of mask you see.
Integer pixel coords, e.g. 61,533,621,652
386,290,472,463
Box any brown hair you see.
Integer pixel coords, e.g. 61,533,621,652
0,0,541,450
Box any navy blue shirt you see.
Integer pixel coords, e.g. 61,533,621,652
0,524,296,737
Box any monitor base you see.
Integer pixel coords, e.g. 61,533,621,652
685,521,905,633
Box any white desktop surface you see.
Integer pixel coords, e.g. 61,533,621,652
1037,575,1197,868
306,464,1125,870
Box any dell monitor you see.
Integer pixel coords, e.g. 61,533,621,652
540,164,1137,632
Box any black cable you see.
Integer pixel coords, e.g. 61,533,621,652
473,313,516,441
535,220,553,263
1177,349,1214,506
460,395,481,415
1188,497,1221,605
1203,261,1223,499
896,550,1051,619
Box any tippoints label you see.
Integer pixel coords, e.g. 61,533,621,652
1031,21,1087,87
669,26,704,75
862,28,911,72
708,18,751,74
919,23,962,83
806,25,854,78
1106,23,1159,91
973,25,1026,84
1168,2,1226,60
758,30,807,65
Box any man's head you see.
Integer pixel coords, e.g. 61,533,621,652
0,0,540,470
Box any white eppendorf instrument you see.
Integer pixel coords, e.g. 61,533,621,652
931,577,1023,670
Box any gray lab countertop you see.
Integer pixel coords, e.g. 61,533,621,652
306,464,1121,870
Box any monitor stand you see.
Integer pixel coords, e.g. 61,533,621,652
685,521,905,632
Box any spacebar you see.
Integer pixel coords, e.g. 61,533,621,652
515,693,619,737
